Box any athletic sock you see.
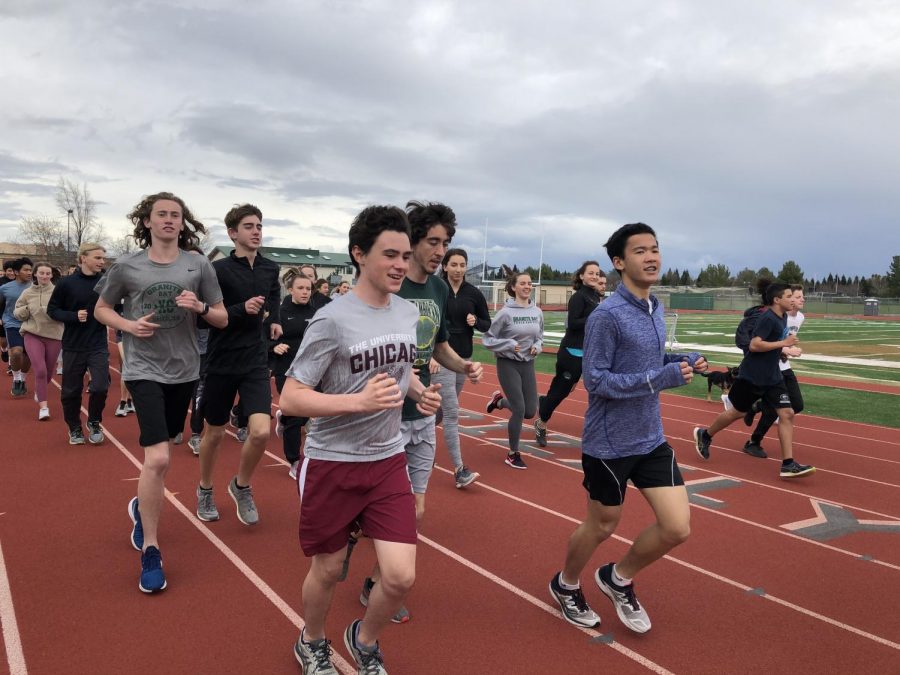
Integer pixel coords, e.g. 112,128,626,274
558,574,580,591
12,370,22,381
612,564,633,586
782,458,794,467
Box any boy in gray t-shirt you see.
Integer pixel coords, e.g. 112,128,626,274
94,192,227,596
279,205,440,675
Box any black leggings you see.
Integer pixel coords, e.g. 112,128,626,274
275,375,308,464
752,369,803,443
539,348,583,423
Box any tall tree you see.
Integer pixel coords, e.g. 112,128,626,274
18,215,65,256
679,269,692,285
757,266,774,281
777,260,804,285
735,267,757,286
887,255,900,297
697,263,731,287
55,177,104,251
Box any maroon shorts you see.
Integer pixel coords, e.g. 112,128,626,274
297,452,417,557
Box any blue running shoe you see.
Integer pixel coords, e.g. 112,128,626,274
139,546,167,593
128,497,144,551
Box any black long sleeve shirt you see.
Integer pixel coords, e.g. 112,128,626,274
559,285,603,351
47,270,108,352
269,296,317,377
444,280,491,359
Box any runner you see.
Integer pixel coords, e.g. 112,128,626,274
534,261,606,447
548,222,706,633
483,272,544,469
0,260,17,373
432,247,490,487
13,261,63,418
694,279,815,478
279,204,440,675
313,278,332,306
197,203,281,526
47,244,109,445
0,258,34,397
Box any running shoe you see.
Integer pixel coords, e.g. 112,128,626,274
742,440,767,459
87,421,105,445
228,476,258,525
779,461,816,478
125,398,135,414
693,427,711,460
343,620,387,675
549,572,601,628
128,497,144,551
11,380,26,397
505,452,527,469
359,577,410,623
293,628,337,674
139,546,167,593
289,461,299,480
188,433,202,456
534,419,548,447
115,400,128,417
38,407,50,421
171,432,183,445
229,406,240,428
486,390,503,413
235,427,249,443
68,427,85,445
595,563,651,633
721,393,734,411
454,465,479,488
275,409,284,438
196,485,220,522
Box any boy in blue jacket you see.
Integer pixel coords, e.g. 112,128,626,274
549,222,706,634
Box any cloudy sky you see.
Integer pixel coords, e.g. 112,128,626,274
2,0,898,279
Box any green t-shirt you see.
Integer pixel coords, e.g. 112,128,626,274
398,275,449,420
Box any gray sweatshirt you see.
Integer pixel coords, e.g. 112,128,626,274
482,298,544,362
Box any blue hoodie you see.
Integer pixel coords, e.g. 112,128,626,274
582,283,702,460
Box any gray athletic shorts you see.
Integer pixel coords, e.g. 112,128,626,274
403,417,436,494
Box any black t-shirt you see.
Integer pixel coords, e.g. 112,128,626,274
737,308,787,387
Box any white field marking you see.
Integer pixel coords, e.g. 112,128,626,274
418,533,674,674
429,465,900,651
0,539,27,675
52,380,356,675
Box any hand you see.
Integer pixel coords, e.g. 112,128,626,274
529,346,538,356
783,334,799,347
785,346,802,358
77,309,88,322
270,323,283,340
416,383,442,416
692,356,709,372
273,343,290,356
428,358,440,375
679,361,694,384
464,360,483,384
358,372,404,411
130,312,161,338
175,290,201,312
514,344,521,353
244,296,265,315
466,313,476,327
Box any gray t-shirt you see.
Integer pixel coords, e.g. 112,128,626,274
98,250,223,383
287,291,418,462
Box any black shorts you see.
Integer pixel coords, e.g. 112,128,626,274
728,378,791,413
126,379,197,447
582,443,684,506
202,369,272,426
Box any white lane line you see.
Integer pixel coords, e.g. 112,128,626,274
0,539,27,675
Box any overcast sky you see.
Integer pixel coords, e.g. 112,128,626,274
2,0,898,279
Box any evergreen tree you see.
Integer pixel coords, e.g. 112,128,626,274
887,256,900,297
680,269,692,285
777,260,804,285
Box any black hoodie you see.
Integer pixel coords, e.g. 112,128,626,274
270,296,317,377
559,285,603,351
444,279,491,358
47,269,107,352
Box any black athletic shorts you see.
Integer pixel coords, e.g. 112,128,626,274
727,378,791,413
582,442,684,506
126,379,197,448
202,369,272,426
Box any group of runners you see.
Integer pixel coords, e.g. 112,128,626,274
2,199,816,674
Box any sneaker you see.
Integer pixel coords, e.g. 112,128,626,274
289,460,299,480
454,465,479,489
171,432,183,445
742,440,767,459
549,572,601,628
139,546,167,593
86,421,104,445
693,427,711,460
780,461,816,478
68,427,85,445
486,390,503,413
128,497,144,551
343,620,387,675
505,452,527,469
534,419,548,447
11,380,25,397
595,563,651,634
115,400,128,417
38,407,50,421
744,400,760,427
359,577,410,623
196,485,220,522
188,433,202,456
228,476,258,525
125,398,135,414
721,393,734,411
293,628,337,674
275,409,284,438
236,427,249,443
229,407,240,428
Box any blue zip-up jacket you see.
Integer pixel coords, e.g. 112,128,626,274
582,283,702,459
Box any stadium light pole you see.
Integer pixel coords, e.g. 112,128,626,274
66,209,73,254
481,217,488,282
536,223,545,306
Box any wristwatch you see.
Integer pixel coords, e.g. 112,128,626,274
199,302,210,316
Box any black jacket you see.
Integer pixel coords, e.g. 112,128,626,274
270,296,317,377
444,280,491,359
47,270,108,352
206,251,281,374
559,286,603,351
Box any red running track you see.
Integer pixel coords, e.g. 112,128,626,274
1,364,898,673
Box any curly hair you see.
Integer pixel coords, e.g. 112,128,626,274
505,272,531,297
572,260,603,290
128,192,206,250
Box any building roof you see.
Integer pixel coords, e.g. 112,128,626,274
208,245,352,267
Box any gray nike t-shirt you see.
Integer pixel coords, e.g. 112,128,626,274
287,291,418,462
98,250,223,383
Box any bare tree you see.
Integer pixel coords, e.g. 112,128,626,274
55,177,104,250
108,232,138,258
19,215,65,255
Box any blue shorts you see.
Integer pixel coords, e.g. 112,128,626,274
4,327,24,349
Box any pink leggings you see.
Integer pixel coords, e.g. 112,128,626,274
23,334,62,403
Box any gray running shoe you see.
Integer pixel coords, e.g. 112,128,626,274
196,485,220,522
359,577,410,623
235,427,249,443
454,466,479,489
534,419,548,447
343,620,387,675
68,427,85,445
188,434,202,456
125,399,135,414
171,432,183,445
780,461,816,478
549,572,600,628
595,563,651,633
86,421,105,445
293,629,337,674
228,476,258,525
